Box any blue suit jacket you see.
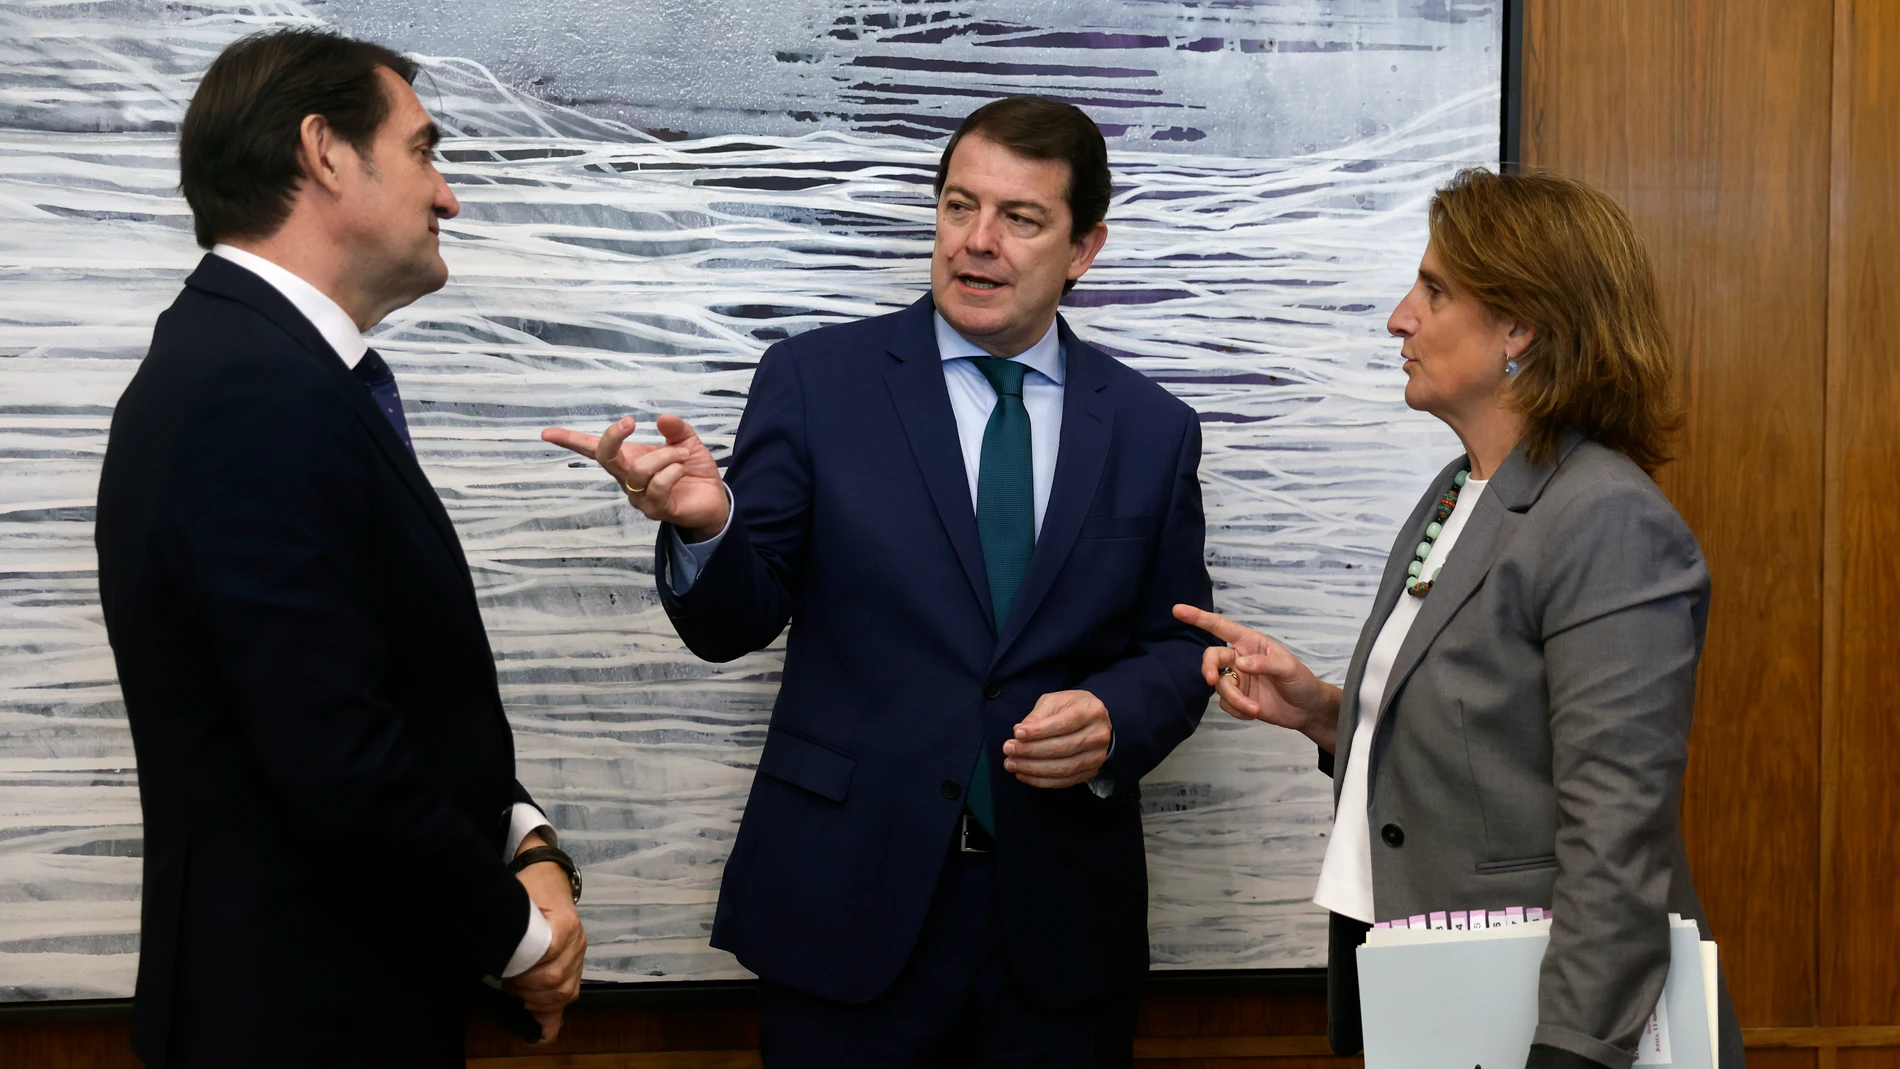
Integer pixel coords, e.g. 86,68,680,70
659,294,1216,1008
96,255,534,1067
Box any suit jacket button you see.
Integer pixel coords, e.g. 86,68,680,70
983,681,1002,700
1380,823,1405,848
940,780,961,800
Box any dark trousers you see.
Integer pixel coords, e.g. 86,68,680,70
759,840,1137,1068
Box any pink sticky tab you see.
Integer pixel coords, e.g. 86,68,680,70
1450,911,1468,930
1526,907,1545,922
1372,921,1390,929
1469,908,1487,930
1506,906,1525,924
1389,917,1409,929
1488,910,1508,927
1428,911,1448,929
1409,914,1427,929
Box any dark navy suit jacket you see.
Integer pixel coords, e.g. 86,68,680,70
96,255,535,1067
659,295,1217,1009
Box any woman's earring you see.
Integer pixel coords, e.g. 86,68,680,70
1504,358,1520,377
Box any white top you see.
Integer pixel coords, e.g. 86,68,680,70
208,244,557,978
1312,477,1489,924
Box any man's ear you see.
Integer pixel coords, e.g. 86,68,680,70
296,113,349,198
1067,222,1109,282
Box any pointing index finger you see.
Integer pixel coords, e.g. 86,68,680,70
1172,604,1250,644
540,427,600,457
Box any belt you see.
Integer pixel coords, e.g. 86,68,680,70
957,812,995,854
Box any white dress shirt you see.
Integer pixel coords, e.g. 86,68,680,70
667,312,1113,792
209,244,557,978
1313,477,1490,924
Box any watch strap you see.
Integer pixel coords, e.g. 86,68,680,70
510,844,582,903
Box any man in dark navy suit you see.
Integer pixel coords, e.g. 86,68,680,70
96,30,585,1067
547,97,1216,1066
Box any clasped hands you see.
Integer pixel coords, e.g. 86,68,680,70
504,833,585,1044
1003,690,1113,789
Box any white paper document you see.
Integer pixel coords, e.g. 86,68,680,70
1358,914,1718,1069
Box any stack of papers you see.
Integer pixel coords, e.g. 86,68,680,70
1357,913,1718,1068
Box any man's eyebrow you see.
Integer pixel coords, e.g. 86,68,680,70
939,184,1052,216
412,120,441,149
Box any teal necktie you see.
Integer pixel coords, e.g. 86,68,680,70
966,357,1034,834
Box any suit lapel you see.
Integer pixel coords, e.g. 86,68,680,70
183,255,470,575
992,323,1111,662
882,297,995,625
1367,435,1583,734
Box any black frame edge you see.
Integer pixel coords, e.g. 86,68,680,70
1501,0,1526,171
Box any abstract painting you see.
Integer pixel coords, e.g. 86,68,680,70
0,0,1500,999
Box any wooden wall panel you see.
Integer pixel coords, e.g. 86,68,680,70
1824,0,1900,1033
1521,0,1834,1030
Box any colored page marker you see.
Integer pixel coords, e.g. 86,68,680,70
1527,907,1545,922
1469,908,1488,930
1408,914,1427,929
1506,906,1525,925
1450,911,1468,930
1488,910,1508,927
1372,921,1390,929
1428,911,1448,929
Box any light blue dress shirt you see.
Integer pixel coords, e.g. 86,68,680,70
667,312,1064,587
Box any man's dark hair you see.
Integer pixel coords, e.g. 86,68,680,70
933,97,1112,281
179,29,418,249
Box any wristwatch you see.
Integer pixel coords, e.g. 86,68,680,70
510,844,582,904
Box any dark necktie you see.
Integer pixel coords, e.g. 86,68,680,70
350,348,414,455
966,357,1035,834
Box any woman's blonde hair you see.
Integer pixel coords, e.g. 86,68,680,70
1427,168,1680,473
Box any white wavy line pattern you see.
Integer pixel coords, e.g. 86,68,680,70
0,0,1491,997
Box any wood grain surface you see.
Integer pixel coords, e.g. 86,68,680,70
1522,0,1835,1030
1822,0,1900,1035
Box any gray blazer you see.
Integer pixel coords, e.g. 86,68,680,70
1322,434,1743,1069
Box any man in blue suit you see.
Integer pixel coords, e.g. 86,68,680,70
548,97,1215,1066
97,30,584,1066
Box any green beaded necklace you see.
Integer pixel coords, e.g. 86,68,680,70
1405,467,1471,598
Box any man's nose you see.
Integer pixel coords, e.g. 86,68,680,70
964,210,1002,254
435,173,460,220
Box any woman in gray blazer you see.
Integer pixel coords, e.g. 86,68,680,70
1177,169,1742,1069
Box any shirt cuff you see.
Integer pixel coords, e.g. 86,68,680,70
1087,731,1117,798
665,485,735,593
503,802,555,861
499,899,552,979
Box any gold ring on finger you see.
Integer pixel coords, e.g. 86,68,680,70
1220,666,1240,683
623,479,648,495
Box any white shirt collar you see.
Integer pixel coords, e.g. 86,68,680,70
210,244,369,368
932,311,1064,385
